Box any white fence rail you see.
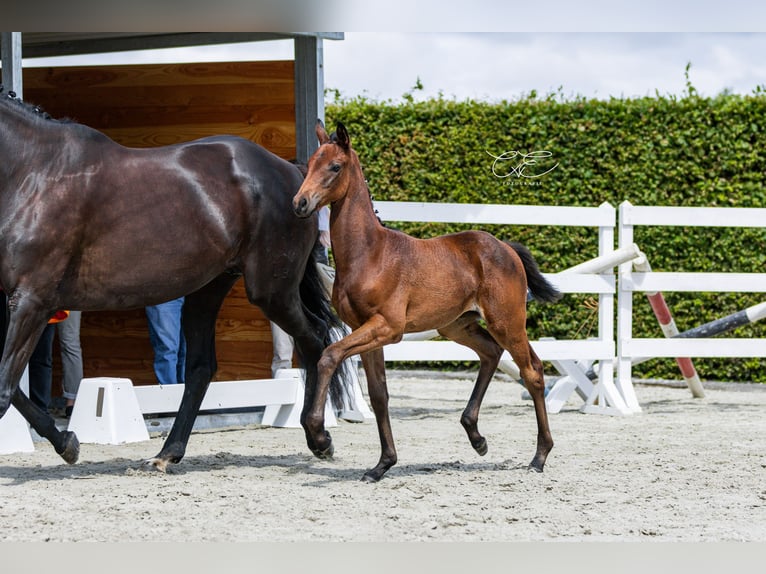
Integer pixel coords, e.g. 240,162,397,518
617,201,766,408
374,200,766,416
373,200,634,413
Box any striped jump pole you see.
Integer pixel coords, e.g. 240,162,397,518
631,253,705,398
588,300,766,390
673,301,766,340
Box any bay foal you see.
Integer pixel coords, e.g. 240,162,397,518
293,121,560,482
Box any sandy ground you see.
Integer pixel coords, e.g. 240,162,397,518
1,370,765,542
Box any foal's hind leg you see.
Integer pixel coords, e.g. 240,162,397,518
145,273,239,472
514,343,552,472
484,308,553,472
439,315,503,457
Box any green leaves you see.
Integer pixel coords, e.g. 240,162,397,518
326,90,766,382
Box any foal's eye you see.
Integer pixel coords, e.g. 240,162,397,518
329,163,342,173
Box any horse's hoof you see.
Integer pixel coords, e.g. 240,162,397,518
527,462,544,473
361,473,379,483
310,430,334,459
312,442,334,460
58,431,80,465
143,457,169,473
473,437,488,456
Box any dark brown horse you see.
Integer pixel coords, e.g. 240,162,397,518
293,121,561,482
0,88,349,470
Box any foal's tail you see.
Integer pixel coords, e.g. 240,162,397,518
297,249,352,411
507,242,562,303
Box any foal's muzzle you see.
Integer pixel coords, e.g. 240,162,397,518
293,193,316,218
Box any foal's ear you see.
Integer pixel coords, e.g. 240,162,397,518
336,122,351,150
316,119,330,144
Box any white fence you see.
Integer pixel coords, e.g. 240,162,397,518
376,201,615,361
617,201,766,407
373,200,766,415
373,200,633,413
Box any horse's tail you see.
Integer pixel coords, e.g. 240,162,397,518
507,241,562,303
297,248,352,411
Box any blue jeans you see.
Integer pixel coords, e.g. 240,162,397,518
145,297,186,385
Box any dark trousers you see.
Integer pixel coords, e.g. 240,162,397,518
29,323,55,411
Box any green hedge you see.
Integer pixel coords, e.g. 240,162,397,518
325,90,766,383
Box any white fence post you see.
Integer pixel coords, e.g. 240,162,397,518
616,202,642,412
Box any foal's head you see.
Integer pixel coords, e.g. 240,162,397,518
293,120,356,218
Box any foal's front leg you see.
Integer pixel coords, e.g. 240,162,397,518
302,315,397,464
358,347,396,482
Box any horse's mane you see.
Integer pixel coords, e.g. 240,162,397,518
0,86,70,123
288,159,308,178
326,130,387,228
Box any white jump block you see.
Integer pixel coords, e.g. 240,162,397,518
337,362,375,423
0,366,35,454
67,377,149,444
262,369,338,428
0,405,35,454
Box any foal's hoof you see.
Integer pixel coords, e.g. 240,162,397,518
527,462,544,473
473,437,488,457
361,472,380,483
57,431,80,465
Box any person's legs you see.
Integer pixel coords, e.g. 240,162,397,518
57,310,83,403
0,291,7,353
175,322,187,385
146,297,185,385
28,324,55,411
269,321,294,377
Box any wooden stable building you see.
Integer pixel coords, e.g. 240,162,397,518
0,32,342,387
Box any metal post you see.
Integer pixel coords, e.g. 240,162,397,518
294,35,324,164
1,32,23,96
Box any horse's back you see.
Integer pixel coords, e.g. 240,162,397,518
363,228,526,322
398,229,523,276
2,127,307,310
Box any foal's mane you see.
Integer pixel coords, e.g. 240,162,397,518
325,129,387,228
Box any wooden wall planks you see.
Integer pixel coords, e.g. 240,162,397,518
23,61,296,386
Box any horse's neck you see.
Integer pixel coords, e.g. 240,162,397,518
329,169,384,270
0,105,54,163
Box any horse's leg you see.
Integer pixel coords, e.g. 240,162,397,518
0,294,80,463
0,297,49,417
237,253,331,457
304,315,398,463
12,387,79,463
485,305,553,472
145,273,238,472
358,347,397,482
438,315,503,457
263,293,332,457
517,343,552,472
